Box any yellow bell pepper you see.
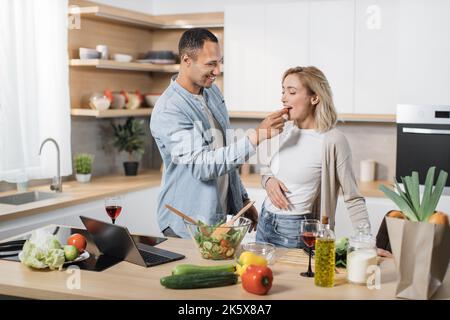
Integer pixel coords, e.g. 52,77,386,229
235,251,268,276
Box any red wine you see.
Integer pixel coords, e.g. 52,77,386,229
106,206,122,220
302,232,316,247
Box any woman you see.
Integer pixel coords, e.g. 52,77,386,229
256,66,371,248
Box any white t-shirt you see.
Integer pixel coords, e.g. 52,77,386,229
194,94,229,215
263,123,324,215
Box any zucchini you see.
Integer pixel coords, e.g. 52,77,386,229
172,264,236,276
160,272,238,289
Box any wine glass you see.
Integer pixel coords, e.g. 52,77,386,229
300,219,319,277
105,196,122,224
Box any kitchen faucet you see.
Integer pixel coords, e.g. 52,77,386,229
39,138,62,192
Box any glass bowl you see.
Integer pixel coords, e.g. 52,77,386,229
184,217,251,260
238,241,276,265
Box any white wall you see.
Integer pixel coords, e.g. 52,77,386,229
95,0,308,15
91,0,154,14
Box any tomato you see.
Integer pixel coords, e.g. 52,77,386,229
220,239,229,247
67,233,87,253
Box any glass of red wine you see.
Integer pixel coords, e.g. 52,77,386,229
105,196,122,224
300,219,319,277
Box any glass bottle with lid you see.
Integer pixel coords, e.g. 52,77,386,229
314,216,336,287
346,222,378,285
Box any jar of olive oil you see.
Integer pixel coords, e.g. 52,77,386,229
314,216,336,287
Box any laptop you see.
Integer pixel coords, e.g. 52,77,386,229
80,216,185,267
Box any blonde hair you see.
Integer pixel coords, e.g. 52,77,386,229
282,66,337,132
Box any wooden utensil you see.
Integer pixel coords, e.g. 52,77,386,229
165,204,198,225
165,204,210,236
210,201,255,240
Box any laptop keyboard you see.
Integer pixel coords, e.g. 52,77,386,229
139,249,171,266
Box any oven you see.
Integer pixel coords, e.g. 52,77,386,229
396,104,450,187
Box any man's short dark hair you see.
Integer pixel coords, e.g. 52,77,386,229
178,28,218,59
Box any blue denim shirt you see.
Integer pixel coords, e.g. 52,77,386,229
150,77,256,238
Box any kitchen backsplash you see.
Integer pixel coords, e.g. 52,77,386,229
0,118,396,192
228,119,397,181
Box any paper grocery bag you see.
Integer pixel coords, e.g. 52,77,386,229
386,217,450,300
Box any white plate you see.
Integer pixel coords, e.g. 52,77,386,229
64,250,90,265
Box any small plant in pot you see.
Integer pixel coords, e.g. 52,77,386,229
75,153,94,183
111,117,145,176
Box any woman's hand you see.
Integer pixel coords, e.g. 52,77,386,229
265,177,290,210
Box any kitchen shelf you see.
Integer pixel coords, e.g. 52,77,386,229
69,0,224,30
69,59,180,73
71,108,152,118
228,111,396,123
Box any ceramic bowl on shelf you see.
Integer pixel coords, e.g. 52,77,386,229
89,93,111,111
79,47,101,59
111,92,126,109
137,50,177,64
125,91,144,110
113,53,133,63
144,94,161,107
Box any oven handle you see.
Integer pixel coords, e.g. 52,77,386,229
403,127,450,135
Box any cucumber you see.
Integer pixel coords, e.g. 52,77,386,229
172,263,236,276
160,272,238,289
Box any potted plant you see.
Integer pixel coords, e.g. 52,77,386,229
74,153,94,183
112,117,145,176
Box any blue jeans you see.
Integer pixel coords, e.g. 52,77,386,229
256,206,312,249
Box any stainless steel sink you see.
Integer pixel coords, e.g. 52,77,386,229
0,191,58,205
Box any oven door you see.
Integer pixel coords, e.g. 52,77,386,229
396,123,450,186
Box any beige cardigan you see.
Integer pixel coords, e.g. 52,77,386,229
261,127,371,232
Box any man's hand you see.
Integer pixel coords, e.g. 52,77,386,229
243,199,258,232
247,109,289,146
377,248,393,258
265,177,290,209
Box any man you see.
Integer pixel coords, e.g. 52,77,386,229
150,28,287,238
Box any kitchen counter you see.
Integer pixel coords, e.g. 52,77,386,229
1,227,448,300
0,171,390,223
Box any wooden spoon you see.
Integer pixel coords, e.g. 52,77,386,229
165,204,210,236
210,200,255,240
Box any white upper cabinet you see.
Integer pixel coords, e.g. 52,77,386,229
225,0,450,116
354,0,399,115
224,5,265,112
309,0,355,114
264,2,309,110
396,0,450,106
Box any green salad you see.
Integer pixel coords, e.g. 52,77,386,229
193,220,245,260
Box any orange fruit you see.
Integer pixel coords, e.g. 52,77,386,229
387,210,405,219
428,211,449,225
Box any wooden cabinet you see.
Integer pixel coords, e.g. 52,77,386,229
310,0,355,114
69,0,224,118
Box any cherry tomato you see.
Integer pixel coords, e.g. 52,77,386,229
67,233,87,253
220,239,229,247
